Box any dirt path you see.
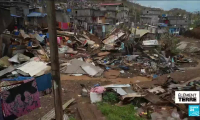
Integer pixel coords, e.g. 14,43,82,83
137,67,200,88
61,74,152,84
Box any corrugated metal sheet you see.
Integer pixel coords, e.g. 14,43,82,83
27,12,47,17
103,32,125,45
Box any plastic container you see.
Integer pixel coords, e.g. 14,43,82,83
90,92,102,103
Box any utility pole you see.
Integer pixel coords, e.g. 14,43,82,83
46,0,63,120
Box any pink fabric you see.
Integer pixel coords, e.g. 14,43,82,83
2,80,41,119
90,86,105,94
57,37,61,44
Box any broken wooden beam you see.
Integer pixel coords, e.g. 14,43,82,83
40,98,75,120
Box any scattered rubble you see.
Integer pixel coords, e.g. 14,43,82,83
0,3,199,119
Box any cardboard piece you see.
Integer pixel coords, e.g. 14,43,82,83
17,61,49,77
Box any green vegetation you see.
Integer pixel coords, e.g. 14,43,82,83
97,102,144,120
103,92,119,103
69,116,76,120
160,32,181,56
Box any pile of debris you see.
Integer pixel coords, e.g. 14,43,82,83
0,21,197,119
57,26,194,78
0,29,53,119
84,75,199,120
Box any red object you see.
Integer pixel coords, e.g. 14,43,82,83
14,26,17,29
164,20,169,24
100,3,122,6
58,22,62,29
62,23,68,30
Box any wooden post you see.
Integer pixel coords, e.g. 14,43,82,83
0,35,2,58
46,0,63,120
133,11,137,41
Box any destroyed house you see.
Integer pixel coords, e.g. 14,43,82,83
72,8,94,24
100,3,129,24
94,10,105,24
140,8,161,25
167,16,190,28
0,0,30,17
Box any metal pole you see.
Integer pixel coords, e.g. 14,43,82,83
46,0,63,120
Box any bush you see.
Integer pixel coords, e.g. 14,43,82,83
103,92,119,103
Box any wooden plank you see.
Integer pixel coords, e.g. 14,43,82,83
40,98,75,120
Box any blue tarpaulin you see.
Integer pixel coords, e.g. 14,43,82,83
11,14,21,18
35,73,52,91
67,9,71,12
27,12,47,17
3,76,33,81
3,73,52,92
158,23,167,27
162,14,167,17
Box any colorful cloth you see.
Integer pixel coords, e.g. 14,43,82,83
0,81,22,92
90,86,105,94
35,73,52,91
1,80,41,120
57,37,61,44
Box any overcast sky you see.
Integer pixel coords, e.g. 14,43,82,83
130,0,200,12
